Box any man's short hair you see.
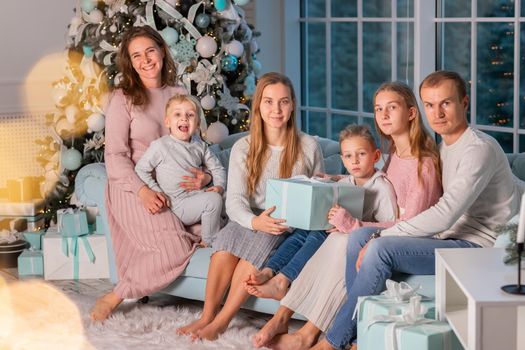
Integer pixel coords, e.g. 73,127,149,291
419,70,468,100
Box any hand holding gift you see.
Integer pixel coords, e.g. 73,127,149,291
252,206,288,235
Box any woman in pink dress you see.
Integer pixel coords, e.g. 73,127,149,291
90,26,209,321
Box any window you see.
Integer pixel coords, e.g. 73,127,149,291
296,0,525,152
299,0,414,143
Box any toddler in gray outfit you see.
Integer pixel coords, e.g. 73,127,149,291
135,95,226,245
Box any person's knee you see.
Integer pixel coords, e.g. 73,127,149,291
362,237,394,265
205,192,223,211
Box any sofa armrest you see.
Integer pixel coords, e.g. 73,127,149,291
74,163,107,210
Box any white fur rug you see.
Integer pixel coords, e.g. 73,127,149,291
74,293,272,350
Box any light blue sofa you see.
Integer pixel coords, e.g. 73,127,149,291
74,132,525,315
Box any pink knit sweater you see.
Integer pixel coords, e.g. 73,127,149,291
329,154,442,233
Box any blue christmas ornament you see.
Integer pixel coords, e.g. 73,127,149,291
62,148,83,171
195,13,210,28
82,45,94,57
214,0,228,11
221,54,238,72
161,27,179,46
81,0,96,13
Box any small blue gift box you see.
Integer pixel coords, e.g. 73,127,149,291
17,249,43,276
22,230,45,250
57,208,89,237
357,293,463,350
265,176,364,230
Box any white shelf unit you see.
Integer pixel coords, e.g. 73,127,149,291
435,248,525,350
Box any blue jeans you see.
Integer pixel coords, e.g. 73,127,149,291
325,227,480,349
265,229,328,281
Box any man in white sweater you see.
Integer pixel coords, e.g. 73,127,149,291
315,70,522,350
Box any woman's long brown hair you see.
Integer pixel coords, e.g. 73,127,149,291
246,72,303,196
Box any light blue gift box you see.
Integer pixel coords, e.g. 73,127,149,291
356,296,463,350
17,249,43,276
22,230,45,250
57,209,89,237
265,177,364,230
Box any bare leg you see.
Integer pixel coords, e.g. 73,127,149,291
309,338,338,350
244,267,274,286
177,251,238,335
195,259,256,340
270,321,321,350
90,291,123,321
252,306,294,348
245,272,290,300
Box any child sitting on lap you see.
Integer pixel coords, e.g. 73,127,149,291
135,95,226,246
244,124,397,300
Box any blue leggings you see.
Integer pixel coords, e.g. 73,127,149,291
265,229,328,281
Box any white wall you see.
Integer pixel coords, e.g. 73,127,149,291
0,1,74,114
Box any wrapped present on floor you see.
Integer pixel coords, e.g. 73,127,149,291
0,199,45,217
22,230,46,250
265,176,364,230
17,249,44,276
57,208,89,237
6,177,43,202
43,232,109,280
356,280,463,350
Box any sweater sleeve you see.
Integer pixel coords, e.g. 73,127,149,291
203,143,227,190
225,139,256,229
134,140,164,193
104,91,146,194
372,178,398,222
381,144,495,237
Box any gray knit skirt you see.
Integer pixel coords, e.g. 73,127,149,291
212,221,288,269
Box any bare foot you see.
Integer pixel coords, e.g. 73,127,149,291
252,313,290,348
244,267,274,286
192,319,228,341
89,291,123,322
269,331,318,350
309,338,338,350
177,315,214,336
246,273,290,300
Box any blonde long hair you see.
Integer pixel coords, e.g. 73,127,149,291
373,81,441,184
246,72,302,196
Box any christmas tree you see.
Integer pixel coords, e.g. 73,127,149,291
37,0,260,221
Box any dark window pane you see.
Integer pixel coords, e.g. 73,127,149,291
478,0,514,17
302,22,326,108
331,114,358,141
436,22,471,123
397,22,414,87
331,0,357,17
302,111,327,137
397,0,414,18
302,0,325,17
477,22,514,127
485,130,513,153
363,0,391,17
520,135,525,152
332,23,357,110
363,22,391,112
436,0,471,18
521,25,525,128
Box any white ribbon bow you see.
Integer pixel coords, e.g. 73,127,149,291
352,279,422,320
381,279,422,302
368,295,437,350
